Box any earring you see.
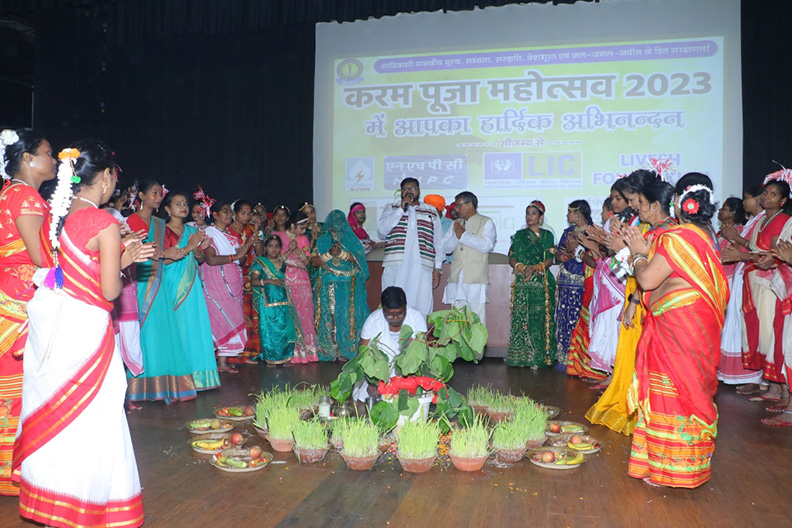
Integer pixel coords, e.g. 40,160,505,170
29,161,36,167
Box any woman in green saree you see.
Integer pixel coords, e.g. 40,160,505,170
250,235,301,365
310,210,370,361
507,200,557,368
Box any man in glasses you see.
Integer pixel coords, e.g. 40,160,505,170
442,191,496,325
377,177,445,316
352,287,427,400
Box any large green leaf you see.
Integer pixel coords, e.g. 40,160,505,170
330,378,352,403
396,390,420,417
359,347,389,382
398,324,414,346
370,401,399,431
395,338,428,375
428,310,451,327
466,325,488,357
434,342,459,362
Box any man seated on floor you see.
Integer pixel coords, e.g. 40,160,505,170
352,286,427,401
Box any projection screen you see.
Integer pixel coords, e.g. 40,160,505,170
314,0,742,252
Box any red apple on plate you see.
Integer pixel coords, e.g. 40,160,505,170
549,423,562,433
249,445,262,459
244,405,255,416
541,451,555,463
230,433,244,445
569,435,583,445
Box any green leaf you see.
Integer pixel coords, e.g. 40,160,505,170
428,310,450,327
457,338,475,362
429,355,449,379
359,347,389,382
395,338,428,376
371,401,399,431
330,379,351,403
398,324,414,346
467,325,488,357
434,342,459,362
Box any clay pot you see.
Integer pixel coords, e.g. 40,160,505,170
294,446,329,463
449,453,489,472
265,435,295,453
378,437,392,453
495,447,526,464
525,436,547,449
253,426,268,441
330,436,344,451
397,455,437,473
471,405,488,416
340,452,380,471
487,411,513,423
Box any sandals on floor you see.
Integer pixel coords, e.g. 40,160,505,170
761,411,792,427
748,394,782,402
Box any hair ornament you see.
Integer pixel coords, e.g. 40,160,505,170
763,163,792,197
682,198,700,215
679,184,714,206
298,202,315,213
161,184,169,198
128,183,139,211
0,129,20,180
642,157,677,183
529,200,546,214
192,185,215,219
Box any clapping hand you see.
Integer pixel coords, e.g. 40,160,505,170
772,240,792,264
721,244,743,264
623,226,652,255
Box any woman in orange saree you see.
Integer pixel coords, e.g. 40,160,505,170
624,184,728,488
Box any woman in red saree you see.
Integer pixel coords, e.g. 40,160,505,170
227,199,262,363
14,141,150,527
0,128,55,495
624,184,728,488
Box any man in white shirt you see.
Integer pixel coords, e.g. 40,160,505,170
352,287,427,401
377,178,445,316
442,191,497,325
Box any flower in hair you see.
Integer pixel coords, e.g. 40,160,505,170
161,184,169,198
0,129,19,146
58,148,81,160
682,198,699,215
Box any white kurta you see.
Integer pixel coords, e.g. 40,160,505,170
352,306,427,401
441,217,497,324
378,203,444,316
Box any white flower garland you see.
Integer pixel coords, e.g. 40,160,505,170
678,184,715,206
49,153,79,250
0,129,20,180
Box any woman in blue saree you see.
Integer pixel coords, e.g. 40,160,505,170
126,181,197,403
162,192,220,390
310,210,370,361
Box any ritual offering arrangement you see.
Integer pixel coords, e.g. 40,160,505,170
189,433,237,454
546,420,588,436
210,447,272,473
187,418,235,434
214,405,255,421
528,447,585,469
550,433,602,454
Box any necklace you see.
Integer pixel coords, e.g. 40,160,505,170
10,178,32,187
761,209,782,230
75,196,99,208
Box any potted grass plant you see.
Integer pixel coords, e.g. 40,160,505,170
252,386,292,439
448,417,491,471
466,385,495,416
492,419,530,463
339,418,381,471
396,420,440,473
486,393,515,423
513,399,549,449
265,406,300,453
292,418,329,463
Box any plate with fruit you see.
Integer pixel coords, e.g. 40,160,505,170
550,433,602,454
546,421,588,436
189,432,246,454
187,418,234,434
210,446,272,473
529,447,585,470
214,405,255,421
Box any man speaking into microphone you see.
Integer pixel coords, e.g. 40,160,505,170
377,177,445,316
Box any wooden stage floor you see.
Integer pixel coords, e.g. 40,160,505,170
2,359,791,528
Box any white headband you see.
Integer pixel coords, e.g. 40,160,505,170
0,129,20,180
678,184,715,207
